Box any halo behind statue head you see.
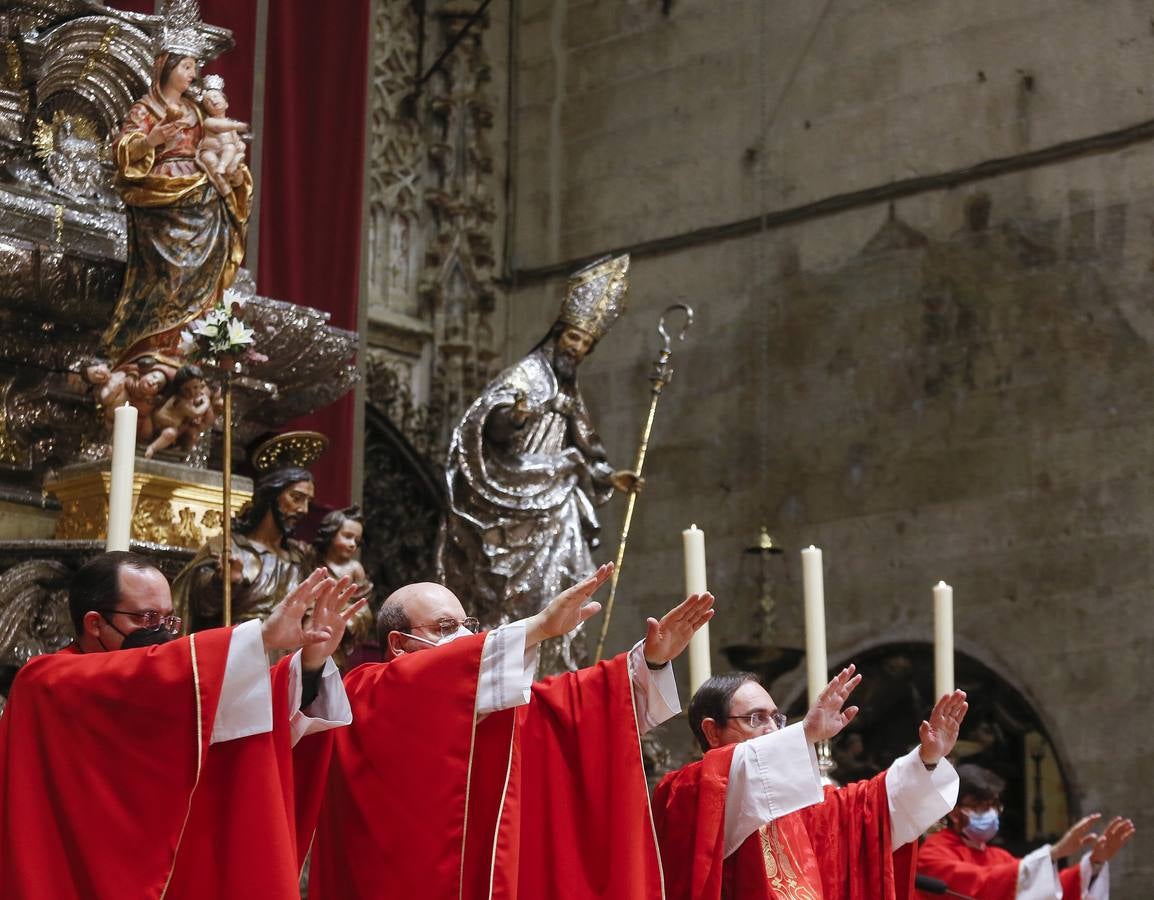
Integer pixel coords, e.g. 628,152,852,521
251,431,329,474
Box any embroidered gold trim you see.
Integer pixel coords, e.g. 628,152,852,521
629,656,667,899
485,714,519,899
458,650,485,900
759,823,819,900
160,633,205,899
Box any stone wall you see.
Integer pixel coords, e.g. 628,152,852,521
503,1,1154,892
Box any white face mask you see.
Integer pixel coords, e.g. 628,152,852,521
400,624,474,648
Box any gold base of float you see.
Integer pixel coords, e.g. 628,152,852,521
47,459,252,550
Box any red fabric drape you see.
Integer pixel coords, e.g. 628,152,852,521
492,655,665,900
164,656,334,899
256,1,370,509
199,0,258,125
309,634,489,900
0,633,232,899
115,0,155,13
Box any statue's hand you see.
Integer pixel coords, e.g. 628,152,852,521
212,552,244,586
610,470,644,494
510,391,531,427
147,121,181,148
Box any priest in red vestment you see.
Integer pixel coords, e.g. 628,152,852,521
0,551,363,900
917,763,1134,900
652,666,969,900
309,561,714,900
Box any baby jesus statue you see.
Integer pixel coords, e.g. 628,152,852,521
196,74,249,197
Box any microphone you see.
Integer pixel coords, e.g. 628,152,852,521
915,874,976,899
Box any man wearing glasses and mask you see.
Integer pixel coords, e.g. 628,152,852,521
309,562,715,900
652,668,969,900
916,764,1134,899
0,551,364,899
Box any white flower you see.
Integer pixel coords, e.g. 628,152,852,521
226,318,255,347
193,320,219,339
205,306,230,327
177,330,197,355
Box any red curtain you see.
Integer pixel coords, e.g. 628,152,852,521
256,1,370,510
198,0,258,124
114,0,154,13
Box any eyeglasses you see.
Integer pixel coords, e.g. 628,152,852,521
728,711,787,731
103,609,183,635
409,617,481,640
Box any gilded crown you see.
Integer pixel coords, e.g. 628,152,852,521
202,74,225,93
157,0,207,59
557,254,629,341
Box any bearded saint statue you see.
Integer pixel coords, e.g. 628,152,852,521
437,255,640,670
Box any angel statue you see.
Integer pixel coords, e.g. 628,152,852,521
101,0,252,380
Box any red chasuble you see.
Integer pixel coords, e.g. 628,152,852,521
653,744,917,900
163,655,336,899
0,634,334,900
309,633,490,900
0,633,231,900
309,636,664,900
486,653,664,900
916,829,1083,900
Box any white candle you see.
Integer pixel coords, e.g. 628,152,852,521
683,524,711,694
106,403,138,551
801,546,828,706
933,581,954,699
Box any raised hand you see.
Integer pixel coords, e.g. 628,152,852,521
301,575,366,672
526,563,612,647
1089,816,1135,865
1051,814,1102,861
802,665,862,744
261,568,340,652
918,690,968,765
642,592,715,666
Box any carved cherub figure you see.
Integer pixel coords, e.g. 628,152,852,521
78,359,129,426
196,75,249,197
123,359,170,442
145,364,214,458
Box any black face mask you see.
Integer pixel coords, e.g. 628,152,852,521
120,627,174,649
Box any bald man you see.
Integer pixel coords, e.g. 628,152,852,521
309,564,715,900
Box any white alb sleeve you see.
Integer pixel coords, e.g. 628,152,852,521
286,653,353,747
885,747,959,848
1079,856,1109,900
627,641,680,735
723,723,824,858
1016,844,1063,900
476,621,538,717
210,619,273,744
